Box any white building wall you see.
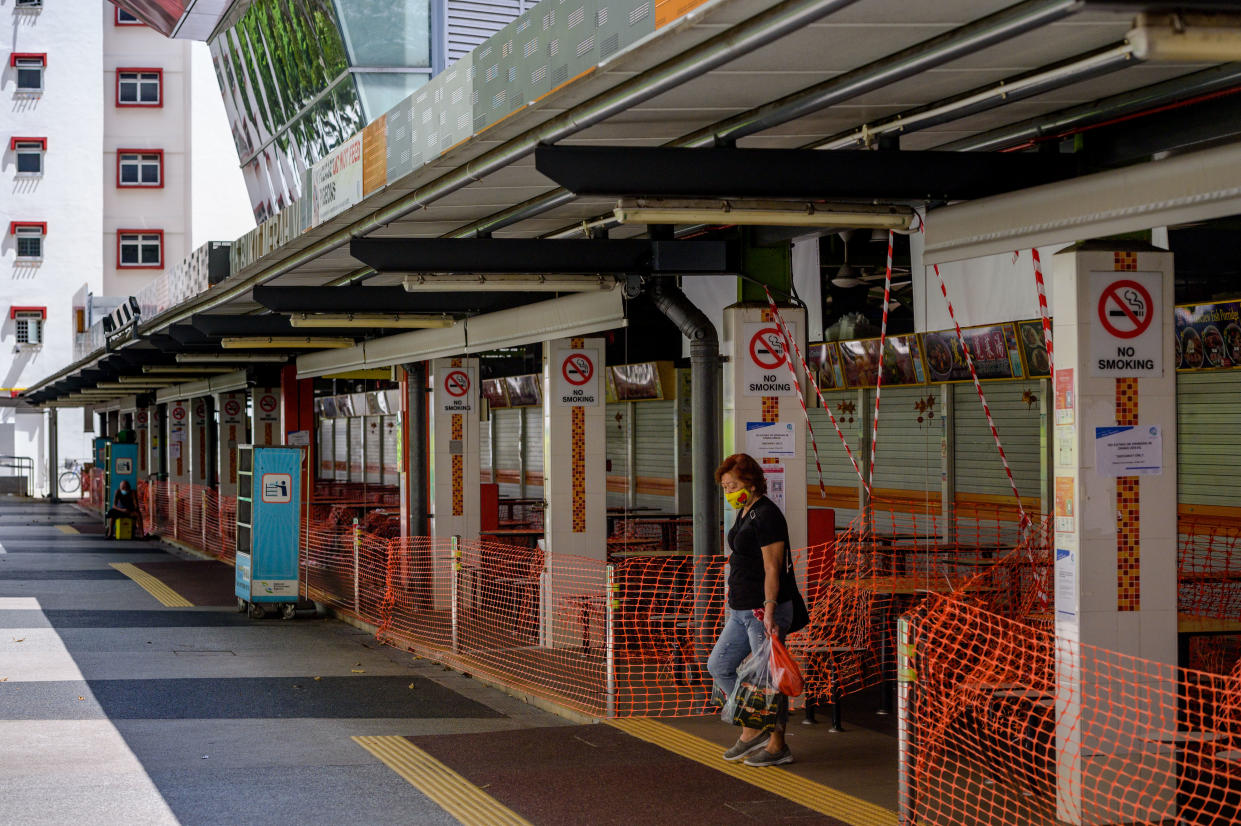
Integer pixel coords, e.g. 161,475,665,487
0,4,105,492
102,5,193,297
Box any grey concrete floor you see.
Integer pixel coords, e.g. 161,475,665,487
0,496,901,825
0,497,565,825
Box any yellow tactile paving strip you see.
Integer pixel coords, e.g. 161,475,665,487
352,736,533,826
109,563,193,608
55,524,79,534
608,718,899,826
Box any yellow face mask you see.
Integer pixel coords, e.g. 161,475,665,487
724,488,750,510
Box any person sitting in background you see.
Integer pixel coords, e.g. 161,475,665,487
105,480,140,538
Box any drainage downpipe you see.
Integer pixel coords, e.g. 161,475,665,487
145,0,864,332
649,279,720,658
407,362,429,537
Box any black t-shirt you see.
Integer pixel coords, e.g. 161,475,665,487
114,487,136,511
726,495,796,610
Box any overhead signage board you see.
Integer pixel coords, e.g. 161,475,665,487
1090,271,1162,377
554,349,600,406
439,366,476,414
310,133,363,227
743,321,798,397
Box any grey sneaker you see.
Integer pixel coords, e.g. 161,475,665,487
722,732,771,762
744,745,794,767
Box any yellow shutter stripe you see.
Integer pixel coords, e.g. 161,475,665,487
353,736,533,826
55,524,79,534
109,563,193,607
608,718,898,826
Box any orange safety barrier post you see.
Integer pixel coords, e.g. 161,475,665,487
900,593,1241,826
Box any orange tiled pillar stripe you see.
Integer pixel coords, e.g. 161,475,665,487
571,337,587,532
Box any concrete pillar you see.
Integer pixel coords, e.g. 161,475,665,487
429,358,481,543
541,337,607,647
46,407,58,503
217,392,245,498
252,387,280,446
189,397,209,488
1052,243,1177,825
721,303,808,550
168,400,189,482
134,406,150,478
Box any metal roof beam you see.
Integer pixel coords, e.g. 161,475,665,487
349,238,737,275
535,146,1081,201
251,286,529,314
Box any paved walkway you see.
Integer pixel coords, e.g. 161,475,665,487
0,497,899,825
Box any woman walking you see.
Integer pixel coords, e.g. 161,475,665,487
709,452,798,767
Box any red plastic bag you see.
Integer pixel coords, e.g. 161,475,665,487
769,636,804,697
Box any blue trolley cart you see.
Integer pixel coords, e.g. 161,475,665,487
235,445,304,619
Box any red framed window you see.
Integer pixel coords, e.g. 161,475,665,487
11,53,46,92
10,307,46,345
9,221,46,260
116,149,163,187
116,68,161,107
117,229,163,269
11,137,46,175
115,6,144,25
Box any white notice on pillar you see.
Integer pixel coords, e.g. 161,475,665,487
1089,271,1162,377
554,349,600,406
439,366,476,414
743,321,798,396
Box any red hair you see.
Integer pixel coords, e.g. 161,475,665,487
714,453,767,495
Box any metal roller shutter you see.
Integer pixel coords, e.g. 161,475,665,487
805,390,865,527
605,403,629,508
953,380,1042,506
381,415,400,486
479,414,491,480
348,418,365,481
635,400,674,511
318,419,334,480
523,407,543,497
364,416,382,483
870,386,941,496
494,409,521,495
333,418,349,482
1178,371,1241,509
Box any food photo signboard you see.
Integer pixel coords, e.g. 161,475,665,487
837,334,927,388
1015,319,1052,378
1175,301,1241,371
607,362,665,402
481,378,509,409
806,342,844,403
922,323,1025,383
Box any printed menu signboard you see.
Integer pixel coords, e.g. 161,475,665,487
837,334,927,388
607,362,664,401
481,378,509,409
806,342,844,397
922,323,1024,383
1016,319,1052,378
1175,301,1241,371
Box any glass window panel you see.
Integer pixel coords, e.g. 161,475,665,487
141,162,159,184
301,0,349,76
334,0,431,68
17,66,42,90
120,242,139,264
140,78,160,102
16,236,41,258
354,72,429,122
16,151,41,174
120,163,139,183
141,241,160,264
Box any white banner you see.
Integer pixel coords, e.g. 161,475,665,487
310,133,363,226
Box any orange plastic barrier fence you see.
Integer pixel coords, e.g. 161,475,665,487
903,593,1241,826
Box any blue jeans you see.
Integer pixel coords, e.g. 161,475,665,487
708,601,793,733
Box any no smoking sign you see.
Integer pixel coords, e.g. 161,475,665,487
439,366,475,414
554,348,600,406
1090,271,1163,377
742,321,799,397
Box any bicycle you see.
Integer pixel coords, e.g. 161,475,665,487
59,459,86,495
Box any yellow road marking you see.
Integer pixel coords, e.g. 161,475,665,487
55,524,78,534
109,563,193,607
608,718,898,826
353,736,532,826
